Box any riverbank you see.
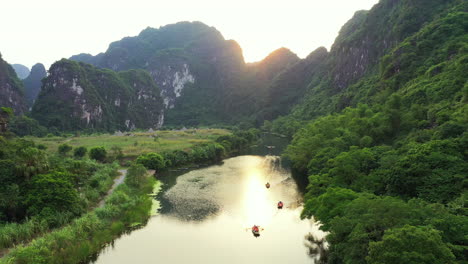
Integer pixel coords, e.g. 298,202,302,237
0,169,156,264
0,129,260,263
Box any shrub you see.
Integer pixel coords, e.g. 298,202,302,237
125,163,148,188
136,152,165,170
73,146,87,158
89,147,107,162
108,146,124,162
58,144,72,155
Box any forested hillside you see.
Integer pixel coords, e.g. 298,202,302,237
70,22,245,126
278,0,467,262
70,22,301,127
32,59,164,132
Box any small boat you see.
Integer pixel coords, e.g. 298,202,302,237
252,225,260,237
277,201,284,209
266,182,270,189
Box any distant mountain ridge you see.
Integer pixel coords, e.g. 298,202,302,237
23,63,47,107
6,0,464,133
11,64,30,79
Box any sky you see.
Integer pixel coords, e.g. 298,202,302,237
1,0,379,70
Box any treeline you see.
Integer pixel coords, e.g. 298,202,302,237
284,102,466,263
135,129,259,170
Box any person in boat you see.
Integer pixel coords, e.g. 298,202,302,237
277,201,284,209
252,225,260,237
266,182,270,188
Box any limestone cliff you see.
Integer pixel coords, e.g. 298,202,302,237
0,54,27,114
32,59,164,131
291,0,462,119
71,22,248,125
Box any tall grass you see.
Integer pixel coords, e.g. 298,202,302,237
0,220,47,249
0,162,118,252
1,176,156,264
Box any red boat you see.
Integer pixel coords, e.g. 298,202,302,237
252,225,260,237
277,201,284,209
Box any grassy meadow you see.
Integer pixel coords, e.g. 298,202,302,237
26,128,230,158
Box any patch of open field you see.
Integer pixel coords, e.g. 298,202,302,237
26,129,230,158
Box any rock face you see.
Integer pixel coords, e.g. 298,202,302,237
32,59,164,131
23,63,47,107
70,21,295,126
11,64,30,79
0,54,27,114
288,0,462,119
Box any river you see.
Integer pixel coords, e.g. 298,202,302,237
90,136,326,263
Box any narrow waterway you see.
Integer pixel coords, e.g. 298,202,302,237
91,137,326,263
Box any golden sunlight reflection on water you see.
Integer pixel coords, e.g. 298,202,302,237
91,155,326,264
243,159,275,227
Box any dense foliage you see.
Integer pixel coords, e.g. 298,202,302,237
0,136,119,250
136,152,165,171
1,164,155,264
89,146,107,162
136,129,259,170
280,1,468,262
73,146,87,158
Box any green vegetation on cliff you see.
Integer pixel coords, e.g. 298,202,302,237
278,1,468,263
0,54,27,114
32,59,164,132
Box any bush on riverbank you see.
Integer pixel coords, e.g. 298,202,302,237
136,152,165,171
136,129,259,170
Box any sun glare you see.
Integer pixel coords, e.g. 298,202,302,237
242,160,275,227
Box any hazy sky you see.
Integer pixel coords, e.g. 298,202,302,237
1,0,379,69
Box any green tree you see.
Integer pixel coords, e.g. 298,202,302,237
367,225,455,264
15,147,49,181
89,147,107,162
9,115,48,137
58,144,73,156
26,172,83,217
125,163,147,188
0,160,22,221
136,152,165,170
73,146,87,158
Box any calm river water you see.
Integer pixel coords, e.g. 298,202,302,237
91,141,325,263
